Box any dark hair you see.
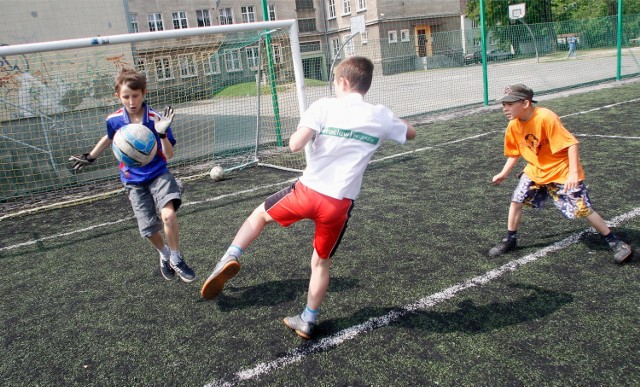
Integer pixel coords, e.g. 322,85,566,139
114,67,147,93
334,56,374,94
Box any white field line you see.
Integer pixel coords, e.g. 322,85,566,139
205,207,640,387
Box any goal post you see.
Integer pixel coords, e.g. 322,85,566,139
0,20,308,213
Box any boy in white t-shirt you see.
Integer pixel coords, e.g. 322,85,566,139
200,56,417,339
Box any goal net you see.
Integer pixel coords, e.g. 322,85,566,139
0,20,307,216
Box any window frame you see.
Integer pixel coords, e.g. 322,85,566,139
203,53,221,75
245,46,260,70
356,0,367,11
328,0,336,19
342,0,351,15
241,6,256,23
147,13,164,32
130,13,139,33
177,54,197,78
196,9,211,27
224,49,243,72
172,11,189,29
388,30,398,44
153,56,173,81
400,29,410,42
268,4,277,21
219,8,234,25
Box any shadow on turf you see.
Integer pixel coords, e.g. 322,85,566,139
207,276,359,311
315,283,573,337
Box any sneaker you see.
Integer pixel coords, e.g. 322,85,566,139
283,314,315,339
170,256,196,282
159,257,175,280
200,255,240,300
610,240,632,264
489,237,517,257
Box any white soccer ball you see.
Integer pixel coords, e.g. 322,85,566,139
112,123,158,167
209,165,225,181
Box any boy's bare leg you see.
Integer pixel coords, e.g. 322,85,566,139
230,203,274,250
307,250,332,311
585,211,611,235
160,203,179,251
507,201,524,232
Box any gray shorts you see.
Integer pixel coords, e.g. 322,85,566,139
124,172,182,238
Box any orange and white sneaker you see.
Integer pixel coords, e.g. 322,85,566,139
200,255,240,299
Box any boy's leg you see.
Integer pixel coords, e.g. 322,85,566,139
201,203,275,299
490,201,524,257
284,250,331,339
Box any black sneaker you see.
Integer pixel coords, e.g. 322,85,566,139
159,257,175,280
283,314,315,339
489,237,517,257
610,240,632,264
170,256,196,282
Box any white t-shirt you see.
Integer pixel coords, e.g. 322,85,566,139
298,92,408,200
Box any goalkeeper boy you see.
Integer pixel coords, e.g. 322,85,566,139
69,67,196,282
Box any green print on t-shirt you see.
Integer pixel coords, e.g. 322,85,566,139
320,127,379,145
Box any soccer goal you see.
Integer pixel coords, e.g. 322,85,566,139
0,20,307,215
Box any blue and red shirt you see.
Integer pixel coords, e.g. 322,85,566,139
105,103,176,184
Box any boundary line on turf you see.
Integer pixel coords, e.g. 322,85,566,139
204,207,640,387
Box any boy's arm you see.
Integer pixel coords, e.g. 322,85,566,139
161,137,174,159
69,135,111,171
289,126,316,152
565,143,580,190
492,156,520,185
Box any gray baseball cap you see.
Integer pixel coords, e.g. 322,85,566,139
498,84,537,103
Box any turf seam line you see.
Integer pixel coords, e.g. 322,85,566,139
204,207,640,386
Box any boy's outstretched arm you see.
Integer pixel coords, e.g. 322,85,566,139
69,135,112,171
289,126,316,152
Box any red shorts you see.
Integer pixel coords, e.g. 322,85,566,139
265,181,354,259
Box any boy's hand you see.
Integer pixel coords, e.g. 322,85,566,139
154,106,175,135
69,153,95,171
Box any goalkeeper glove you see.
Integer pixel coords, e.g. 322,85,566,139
69,153,96,171
154,106,175,135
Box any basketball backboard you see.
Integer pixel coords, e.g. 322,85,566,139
508,3,526,20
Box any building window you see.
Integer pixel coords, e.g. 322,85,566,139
154,56,173,80
219,8,234,25
300,41,321,53
203,53,221,74
271,44,282,64
330,37,340,58
388,30,398,43
342,35,355,56
224,49,242,72
401,29,410,42
136,58,147,77
297,18,316,33
246,47,260,69
295,0,314,10
342,0,351,15
130,13,139,33
178,54,197,78
361,29,368,45
196,9,211,27
241,6,256,23
268,4,277,21
328,0,336,19
147,13,164,32
356,0,367,11
172,11,188,29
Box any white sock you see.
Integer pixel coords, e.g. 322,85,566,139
158,245,170,261
225,245,243,259
301,305,319,324
170,249,182,265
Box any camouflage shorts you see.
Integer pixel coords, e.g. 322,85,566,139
511,173,593,219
